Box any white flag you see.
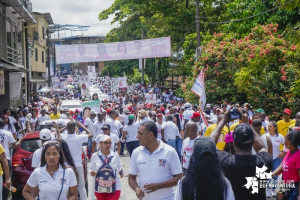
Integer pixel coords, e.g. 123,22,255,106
191,70,206,110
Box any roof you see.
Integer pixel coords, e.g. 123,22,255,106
32,12,54,25
24,131,40,140
0,56,29,72
5,0,36,24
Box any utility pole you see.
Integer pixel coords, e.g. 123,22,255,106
46,29,51,86
141,29,144,85
196,0,201,58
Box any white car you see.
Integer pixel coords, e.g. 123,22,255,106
37,119,70,131
60,100,82,112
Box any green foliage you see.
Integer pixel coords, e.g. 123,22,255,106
181,23,300,120
129,68,149,84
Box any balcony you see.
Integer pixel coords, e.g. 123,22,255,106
7,46,23,65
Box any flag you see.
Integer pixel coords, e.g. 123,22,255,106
191,70,206,109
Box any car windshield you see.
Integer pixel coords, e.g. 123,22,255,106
37,123,55,131
61,105,82,108
21,139,42,153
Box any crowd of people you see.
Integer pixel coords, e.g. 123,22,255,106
0,79,300,200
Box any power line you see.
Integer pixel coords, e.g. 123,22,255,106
199,0,270,19
176,20,196,49
200,0,294,24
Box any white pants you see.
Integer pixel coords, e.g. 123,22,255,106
76,166,87,200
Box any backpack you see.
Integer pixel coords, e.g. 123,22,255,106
95,155,116,193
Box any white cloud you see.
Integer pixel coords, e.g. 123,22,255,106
30,0,119,36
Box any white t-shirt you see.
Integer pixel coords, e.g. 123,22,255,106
174,178,235,200
19,116,28,125
105,117,118,137
91,121,103,141
85,117,96,130
27,165,77,200
62,134,88,167
115,120,123,135
129,140,182,200
89,150,123,191
265,133,285,160
94,134,119,152
162,121,180,140
0,129,16,160
155,122,164,140
29,118,37,131
3,124,16,135
37,115,50,123
119,114,129,126
31,147,43,168
123,122,140,142
181,137,198,169
183,109,194,122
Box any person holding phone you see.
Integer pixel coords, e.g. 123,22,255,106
90,135,124,200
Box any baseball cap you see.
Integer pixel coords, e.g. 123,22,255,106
160,107,165,112
205,104,211,109
233,123,254,145
100,135,111,142
140,110,148,117
40,129,52,141
57,120,66,128
127,106,132,111
90,110,97,115
193,137,216,159
184,103,191,108
63,107,69,112
255,108,264,113
75,109,80,113
157,113,163,117
191,112,200,119
124,109,130,114
106,108,111,114
101,124,111,130
128,114,135,120
283,108,292,115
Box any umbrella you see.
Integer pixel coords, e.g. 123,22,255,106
66,78,73,82
38,88,50,92
67,85,75,89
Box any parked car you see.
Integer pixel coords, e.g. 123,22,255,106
60,100,82,112
36,119,70,131
11,131,88,199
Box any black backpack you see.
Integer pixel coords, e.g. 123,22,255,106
95,155,116,193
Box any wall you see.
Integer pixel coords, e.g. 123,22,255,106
0,5,7,59
0,71,10,114
30,14,49,73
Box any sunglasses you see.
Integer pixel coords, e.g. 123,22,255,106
103,141,112,145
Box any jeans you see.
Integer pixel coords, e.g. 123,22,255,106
120,140,125,155
126,140,140,157
268,158,282,190
87,138,92,158
284,182,299,200
176,138,182,160
167,139,176,149
76,166,87,200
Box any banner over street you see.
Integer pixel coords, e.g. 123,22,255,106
55,37,171,64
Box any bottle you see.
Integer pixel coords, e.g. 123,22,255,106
3,183,17,192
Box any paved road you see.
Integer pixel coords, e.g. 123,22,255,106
87,151,277,200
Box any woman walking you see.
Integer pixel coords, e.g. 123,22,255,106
122,114,140,157
22,141,78,199
90,135,124,200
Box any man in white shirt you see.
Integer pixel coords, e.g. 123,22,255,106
104,110,119,137
128,121,182,200
91,112,105,152
155,113,164,139
62,120,93,200
85,110,97,159
183,103,194,131
35,109,50,130
181,122,198,175
161,116,180,149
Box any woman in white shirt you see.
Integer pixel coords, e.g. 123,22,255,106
175,137,235,200
265,121,285,197
90,135,124,200
23,140,78,200
122,114,140,157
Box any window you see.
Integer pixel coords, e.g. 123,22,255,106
35,48,38,61
42,51,44,63
39,73,42,77
42,27,45,39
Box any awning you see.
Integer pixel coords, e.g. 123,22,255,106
5,0,36,24
30,79,46,83
0,57,28,72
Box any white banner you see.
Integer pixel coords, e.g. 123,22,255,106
191,70,206,108
79,76,90,97
9,72,23,99
88,72,97,81
111,78,119,92
118,77,127,88
55,37,171,64
146,94,156,104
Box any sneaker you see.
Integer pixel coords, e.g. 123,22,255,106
271,190,276,197
266,190,272,198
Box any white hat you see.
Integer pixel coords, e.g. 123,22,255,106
184,103,191,108
57,120,66,127
100,135,111,142
63,107,69,112
90,110,97,115
40,129,52,140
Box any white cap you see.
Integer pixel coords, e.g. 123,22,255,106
90,110,97,115
40,129,52,140
184,103,191,108
100,135,111,142
57,120,66,127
